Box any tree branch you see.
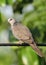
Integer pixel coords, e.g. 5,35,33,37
0,43,46,46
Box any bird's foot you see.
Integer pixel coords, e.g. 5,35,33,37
16,40,23,44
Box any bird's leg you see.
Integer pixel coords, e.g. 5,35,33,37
16,40,24,44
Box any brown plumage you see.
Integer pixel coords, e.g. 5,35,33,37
8,18,43,57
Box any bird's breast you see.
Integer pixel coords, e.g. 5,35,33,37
11,26,20,40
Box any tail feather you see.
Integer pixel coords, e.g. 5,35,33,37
29,42,44,57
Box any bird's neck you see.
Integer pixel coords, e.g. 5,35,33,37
13,21,18,25
11,21,17,26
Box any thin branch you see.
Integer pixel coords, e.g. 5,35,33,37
0,43,46,46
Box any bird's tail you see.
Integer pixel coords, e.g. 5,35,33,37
29,42,44,57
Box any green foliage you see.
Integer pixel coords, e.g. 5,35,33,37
0,47,16,65
17,47,39,65
0,0,46,65
0,0,6,6
22,0,46,43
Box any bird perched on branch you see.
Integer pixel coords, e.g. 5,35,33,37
8,18,43,57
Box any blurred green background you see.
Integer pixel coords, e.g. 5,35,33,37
0,0,46,65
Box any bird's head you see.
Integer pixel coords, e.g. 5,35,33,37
8,18,16,25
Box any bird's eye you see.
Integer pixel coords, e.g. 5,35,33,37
10,19,12,21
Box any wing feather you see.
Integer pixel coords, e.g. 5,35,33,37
12,23,32,40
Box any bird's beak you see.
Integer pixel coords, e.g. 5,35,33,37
8,18,10,23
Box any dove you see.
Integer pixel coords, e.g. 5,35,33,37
8,18,43,57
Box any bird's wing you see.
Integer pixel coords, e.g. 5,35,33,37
12,23,33,41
